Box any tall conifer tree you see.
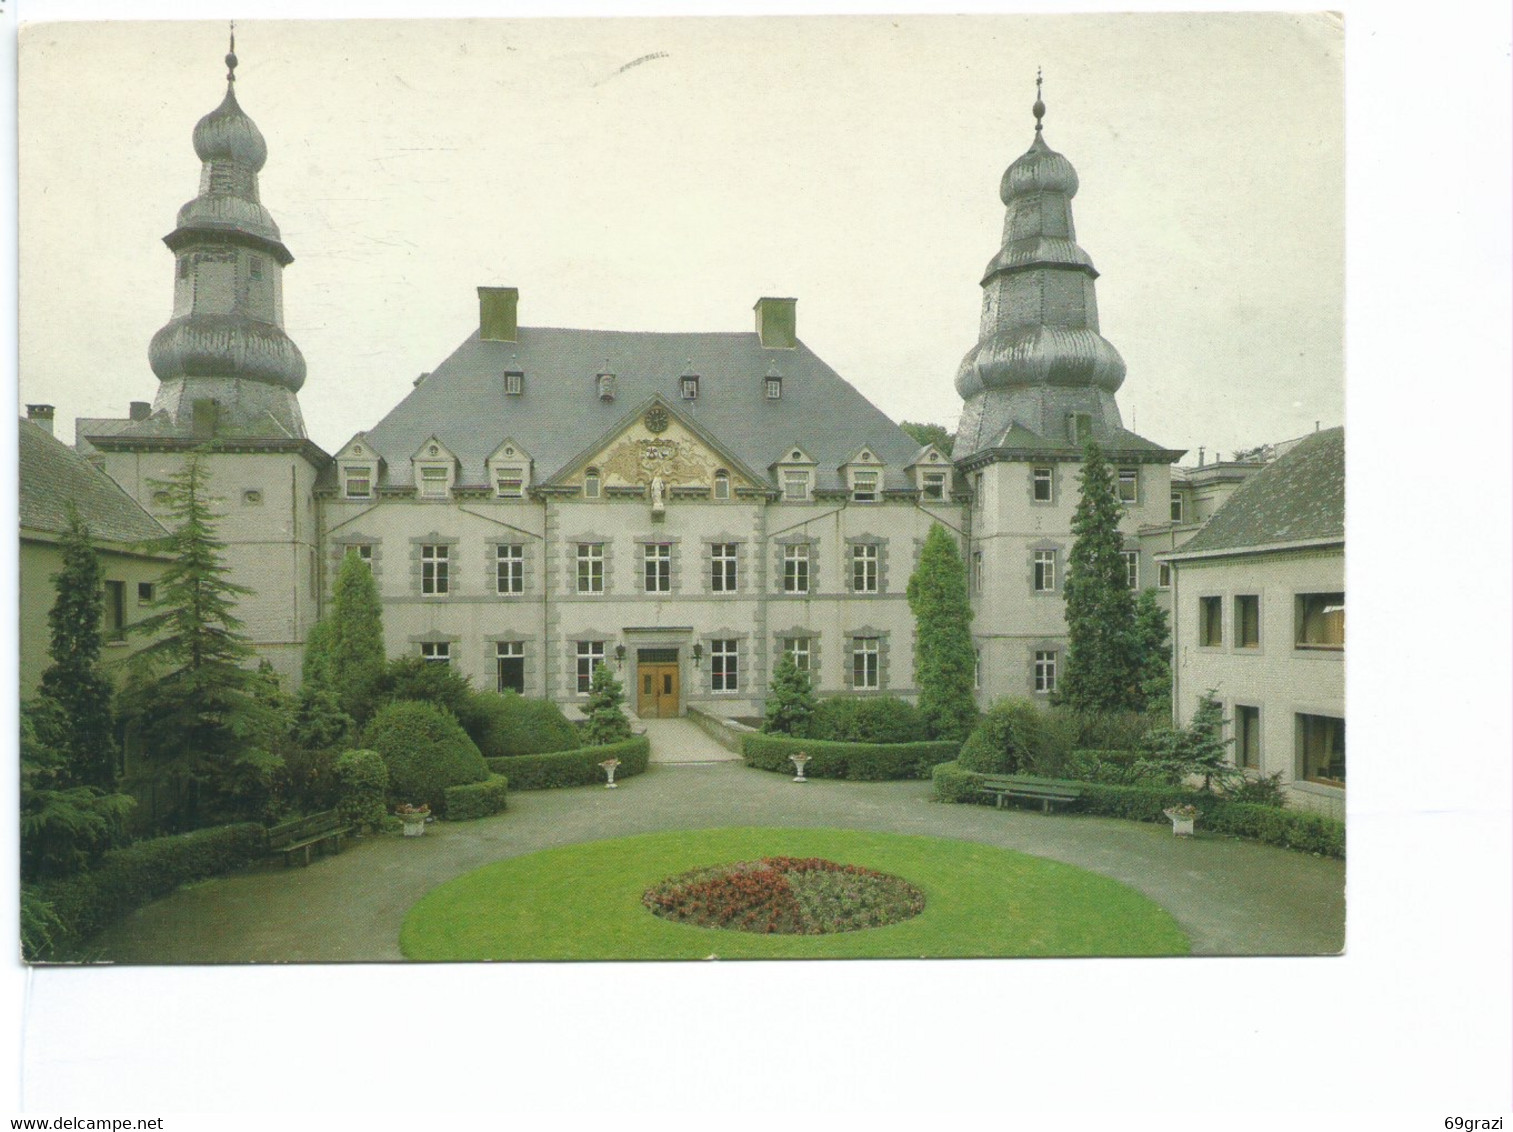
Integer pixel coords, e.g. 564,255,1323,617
1057,441,1141,712
906,523,978,741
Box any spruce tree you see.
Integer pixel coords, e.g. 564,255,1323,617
118,455,275,829
37,508,119,788
906,523,978,741
306,550,387,727
582,662,631,745
1132,588,1173,718
762,652,817,735
1057,440,1141,713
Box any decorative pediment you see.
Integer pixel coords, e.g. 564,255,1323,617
551,397,762,496
487,437,533,498
410,435,459,465
771,445,817,469
411,435,459,498
336,432,382,465
487,437,533,466
840,444,885,470
905,444,948,471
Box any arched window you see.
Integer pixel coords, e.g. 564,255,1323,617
713,470,730,499
584,468,601,499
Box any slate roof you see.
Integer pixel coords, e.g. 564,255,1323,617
1170,427,1343,556
357,327,922,491
19,418,168,546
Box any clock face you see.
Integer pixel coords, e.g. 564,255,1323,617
644,407,669,434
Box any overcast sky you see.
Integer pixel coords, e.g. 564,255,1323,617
18,13,1343,461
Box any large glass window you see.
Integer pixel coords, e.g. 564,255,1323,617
421,545,449,595
1297,713,1345,786
576,641,605,694
496,641,525,693
1296,593,1344,649
783,545,810,594
496,544,524,595
851,544,879,593
711,639,738,692
644,543,672,593
577,544,604,594
711,543,738,592
852,637,880,689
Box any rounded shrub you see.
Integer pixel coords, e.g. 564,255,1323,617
958,698,1049,775
807,696,928,744
469,691,580,759
361,701,488,816
334,749,389,833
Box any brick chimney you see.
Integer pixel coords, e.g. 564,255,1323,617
478,286,519,342
129,401,151,421
25,404,54,436
754,297,797,348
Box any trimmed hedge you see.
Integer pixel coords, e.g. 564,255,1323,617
743,734,959,781
443,774,510,821
362,700,489,815
467,692,580,759
31,823,267,959
806,696,928,744
484,736,650,791
931,763,1345,859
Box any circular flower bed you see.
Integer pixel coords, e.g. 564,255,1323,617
643,856,925,935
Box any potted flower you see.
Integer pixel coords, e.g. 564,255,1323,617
1163,803,1198,837
396,802,431,837
599,757,622,789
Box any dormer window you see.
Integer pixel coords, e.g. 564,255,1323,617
921,471,947,501
681,375,700,400
495,469,525,498
766,377,782,400
504,370,524,396
851,471,879,503
783,471,810,502
584,468,602,499
343,466,373,499
714,470,731,500
419,466,450,498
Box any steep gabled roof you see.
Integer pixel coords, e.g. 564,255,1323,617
359,327,920,491
1171,427,1343,557
19,418,168,546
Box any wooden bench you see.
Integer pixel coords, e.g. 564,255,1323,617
267,810,354,867
977,774,1083,814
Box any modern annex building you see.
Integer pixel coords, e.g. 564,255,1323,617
55,46,1343,791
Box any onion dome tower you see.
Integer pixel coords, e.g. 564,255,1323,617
146,31,308,439
953,76,1128,459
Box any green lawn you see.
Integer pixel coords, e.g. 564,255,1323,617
400,827,1190,959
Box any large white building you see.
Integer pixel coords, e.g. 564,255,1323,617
61,47,1264,728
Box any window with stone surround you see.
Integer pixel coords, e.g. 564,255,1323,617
1117,467,1139,504
851,637,880,689
1295,593,1344,650
577,544,605,594
421,545,450,595
1034,650,1057,694
783,544,810,594
1235,595,1260,648
576,641,606,694
1199,596,1223,646
711,639,738,692
420,641,450,665
1033,466,1053,502
851,544,879,593
1122,550,1139,589
496,544,524,595
644,543,672,593
343,466,372,499
1033,549,1057,593
1296,713,1345,786
496,641,525,693
711,543,738,593
782,636,811,672
1235,704,1261,769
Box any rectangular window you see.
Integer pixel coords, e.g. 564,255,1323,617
681,376,699,400
504,371,524,396
711,639,739,692
711,543,738,592
1033,549,1057,593
766,378,782,400
137,582,156,605
344,467,372,499
643,543,672,593
1170,492,1184,522
1122,550,1139,589
350,543,374,565
495,472,524,498
583,471,601,499
104,580,126,641
577,544,605,594
852,637,880,689
419,466,450,498
1034,650,1057,694
1235,595,1260,648
851,544,879,593
783,471,809,502
1158,562,1171,588
782,636,811,672
1235,705,1261,769
421,545,450,595
1297,713,1345,786
1032,467,1053,502
851,471,879,503
1296,592,1344,649
973,472,985,511
1117,468,1139,504
420,642,450,665
922,471,947,501
713,472,731,500
496,641,525,694
782,545,810,594
496,544,524,595
1199,596,1223,646
576,641,605,694
972,550,984,595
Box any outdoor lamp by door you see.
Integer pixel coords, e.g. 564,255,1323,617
692,642,703,668
614,643,627,669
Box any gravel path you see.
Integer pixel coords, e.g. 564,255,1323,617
89,729,1345,963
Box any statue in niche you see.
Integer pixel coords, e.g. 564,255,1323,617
650,476,665,510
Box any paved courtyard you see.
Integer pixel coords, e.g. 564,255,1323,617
90,720,1345,962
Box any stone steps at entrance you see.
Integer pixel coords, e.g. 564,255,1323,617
638,717,743,764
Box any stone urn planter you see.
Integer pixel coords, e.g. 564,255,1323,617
599,758,622,789
1163,805,1197,837
790,752,811,783
397,804,430,837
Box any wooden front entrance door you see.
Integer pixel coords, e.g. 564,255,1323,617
636,649,681,718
